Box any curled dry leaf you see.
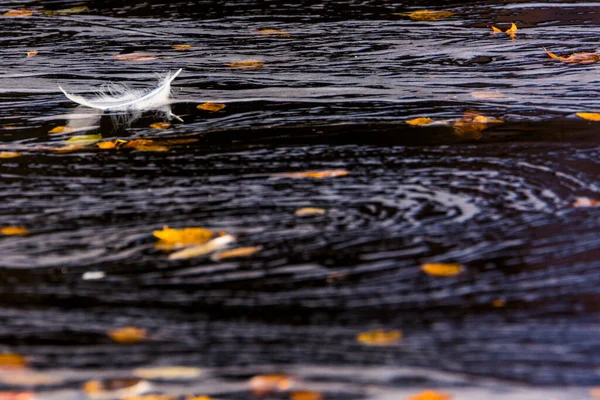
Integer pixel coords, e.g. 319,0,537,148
197,102,226,112
114,53,157,62
576,112,600,121
168,234,236,260
48,126,74,134
396,10,455,21
227,60,264,69
280,170,349,179
356,330,402,346
26,51,38,58
149,122,171,130
295,207,326,216
407,390,452,400
3,9,33,17
421,263,463,277
256,28,291,38
544,47,600,64
0,392,34,400
83,378,150,399
134,366,202,380
153,226,215,248
249,374,296,396
0,152,22,159
211,246,262,261
172,45,193,50
0,227,28,236
107,326,147,344
290,392,323,400
0,354,27,368
406,117,433,126
573,197,600,207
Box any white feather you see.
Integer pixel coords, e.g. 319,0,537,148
58,69,182,112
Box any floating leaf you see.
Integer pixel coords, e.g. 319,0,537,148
43,6,88,15
0,227,28,236
406,117,433,126
149,122,171,130
490,26,502,33
83,378,150,399
169,235,236,260
396,10,455,21
543,47,600,64
26,51,38,58
280,170,349,179
197,102,226,112
573,197,600,207
48,126,74,134
3,9,33,17
407,390,452,400
227,60,264,69
492,299,505,308
124,139,155,148
470,91,504,100
290,392,323,400
107,327,147,344
122,395,176,400
135,144,169,152
153,226,215,248
0,370,63,386
134,366,202,380
186,397,212,400
66,134,102,146
0,392,34,400
295,207,326,216
211,246,262,261
0,152,22,159
491,23,517,39
172,45,193,50
421,263,463,277
114,53,157,62
453,111,503,140
356,330,402,346
256,28,291,38
576,112,600,121
97,141,118,149
249,374,295,396
0,354,26,368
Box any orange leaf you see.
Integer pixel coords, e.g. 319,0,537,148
0,227,28,236
406,117,433,126
197,102,226,112
421,263,463,277
227,60,264,69
506,22,517,37
249,374,295,396
290,392,323,400
114,53,157,62
122,396,176,400
407,390,452,400
97,141,118,149
48,126,74,134
453,111,502,140
492,299,505,308
186,397,212,400
543,47,600,64
280,170,349,179
295,207,326,216
3,9,32,17
149,122,171,130
0,152,21,159
0,392,34,400
0,354,27,368
153,226,215,247
490,25,502,33
212,246,262,261
576,112,600,121
107,326,147,344
172,45,193,50
26,50,38,58
573,197,600,207
256,28,291,38
356,330,402,346
396,10,455,21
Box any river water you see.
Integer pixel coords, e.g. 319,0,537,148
1,0,600,399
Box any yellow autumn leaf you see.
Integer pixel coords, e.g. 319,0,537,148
490,25,502,33
0,152,22,159
577,112,600,121
406,117,433,126
212,246,262,261
107,326,147,344
172,45,193,50
0,227,28,236
543,47,600,64
134,366,202,380
26,50,38,58
396,10,455,21
66,134,102,145
290,392,323,400
169,235,235,260
295,207,326,216
48,126,74,134
256,28,291,38
153,226,215,247
356,330,402,346
227,60,264,69
421,263,463,277
506,22,517,35
197,102,226,112
249,374,296,396
114,53,157,62
0,354,27,368
280,170,349,179
149,122,171,130
573,197,600,207
407,390,452,400
97,141,118,149
3,9,33,17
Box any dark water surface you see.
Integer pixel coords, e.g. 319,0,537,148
1,0,600,398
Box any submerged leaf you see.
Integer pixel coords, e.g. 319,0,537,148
356,330,402,346
227,60,264,69
197,102,226,112
172,45,193,50
421,263,463,277
26,50,38,58
406,117,433,126
3,9,33,17
0,227,28,236
249,374,296,396
134,366,202,380
256,28,291,38
295,207,326,216
396,10,455,21
577,112,600,121
149,122,171,130
407,390,452,400
0,354,27,368
492,299,505,308
107,327,147,344
280,170,349,179
211,246,262,261
543,47,600,64
0,152,22,159
169,235,236,260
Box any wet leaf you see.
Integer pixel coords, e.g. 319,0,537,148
356,329,402,346
124,139,155,148
97,141,118,149
154,138,198,145
133,366,202,380
83,378,149,399
26,51,38,58
290,392,323,400
135,145,170,152
227,60,264,69
573,197,600,207
197,102,226,112
256,28,291,38
491,23,517,39
470,91,504,100
249,374,296,396
490,26,502,33
149,122,171,130
114,53,157,62
0,152,22,159
543,47,600,64
43,6,88,15
66,134,102,146
186,397,212,400
172,45,193,50
0,392,34,400
169,234,236,260
396,10,455,21
122,395,176,400
406,117,433,126
0,227,28,236
107,326,147,344
407,390,452,400
421,263,463,277
154,226,215,247
453,111,503,140
48,126,74,134
0,354,26,368
576,112,600,121
280,170,349,179
211,246,262,261
3,10,33,17
492,299,505,308
295,207,326,216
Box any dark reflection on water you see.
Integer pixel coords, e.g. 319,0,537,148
1,0,600,398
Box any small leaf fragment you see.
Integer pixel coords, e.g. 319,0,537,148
197,102,226,112
211,246,262,261
0,354,27,368
149,122,171,130
135,145,169,152
107,326,147,344
0,152,22,159
227,60,264,69
134,366,202,380
490,26,502,33
0,227,28,236
280,170,349,179
396,10,455,21
3,9,33,17
573,197,600,207
295,207,326,216
290,392,323,400
48,126,74,134
114,53,157,62
172,45,193,50
26,50,38,58
576,112,600,121
421,263,463,277
256,28,291,38
406,117,433,126
407,390,452,400
168,235,236,260
249,374,296,396
356,330,402,346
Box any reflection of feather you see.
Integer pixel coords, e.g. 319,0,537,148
59,69,182,111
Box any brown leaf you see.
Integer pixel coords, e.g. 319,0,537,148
212,246,262,261
543,47,600,64
197,102,226,112
123,139,154,148
280,170,349,179
576,112,600,121
421,263,463,277
114,53,157,62
0,152,22,159
295,207,326,216
407,390,452,400
256,28,291,38
26,50,38,58
227,60,264,69
406,117,433,126
573,197,600,207
452,111,503,140
48,126,74,134
149,122,171,130
356,330,402,346
249,374,296,396
135,145,170,152
492,299,505,308
290,392,323,400
0,227,28,236
3,9,33,17
396,10,455,21
0,354,27,368
107,327,147,344
172,45,193,50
